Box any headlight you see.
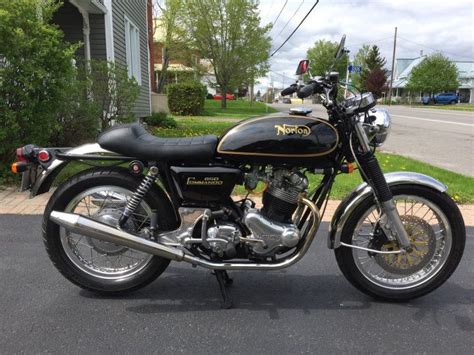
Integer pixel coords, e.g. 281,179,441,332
361,108,392,147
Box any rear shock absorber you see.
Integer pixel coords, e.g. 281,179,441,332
119,166,159,227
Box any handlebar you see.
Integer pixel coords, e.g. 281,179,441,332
281,84,298,96
297,81,318,99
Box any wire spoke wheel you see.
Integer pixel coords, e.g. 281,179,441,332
352,194,452,290
60,186,154,280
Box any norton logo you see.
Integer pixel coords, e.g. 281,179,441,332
186,177,223,186
274,124,311,136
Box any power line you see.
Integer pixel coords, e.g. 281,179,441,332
269,0,288,33
398,36,474,60
274,0,305,40
270,0,320,57
349,36,393,48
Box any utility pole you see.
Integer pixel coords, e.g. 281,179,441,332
388,26,397,105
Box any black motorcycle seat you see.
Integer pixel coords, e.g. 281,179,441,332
98,123,218,162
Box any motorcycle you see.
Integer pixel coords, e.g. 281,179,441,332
11,35,465,308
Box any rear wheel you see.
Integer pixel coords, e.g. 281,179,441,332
335,185,465,301
42,167,177,294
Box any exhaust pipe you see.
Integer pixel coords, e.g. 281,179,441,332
50,197,320,270
50,211,186,262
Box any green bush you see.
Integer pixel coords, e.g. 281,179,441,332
0,0,77,178
143,112,177,128
167,82,206,115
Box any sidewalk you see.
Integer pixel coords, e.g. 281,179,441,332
0,187,473,225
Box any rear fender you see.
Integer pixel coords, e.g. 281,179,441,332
327,172,447,249
30,143,114,198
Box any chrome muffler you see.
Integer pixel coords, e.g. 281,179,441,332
50,211,187,261
50,197,320,270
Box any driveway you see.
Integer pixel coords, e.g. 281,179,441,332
270,104,474,176
1,215,473,353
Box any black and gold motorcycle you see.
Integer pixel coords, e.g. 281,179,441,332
12,36,465,308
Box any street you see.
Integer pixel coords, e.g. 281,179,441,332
270,104,474,177
1,215,473,353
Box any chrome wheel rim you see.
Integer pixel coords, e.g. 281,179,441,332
352,194,452,290
60,186,154,280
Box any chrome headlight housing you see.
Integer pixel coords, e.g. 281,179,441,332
364,108,392,147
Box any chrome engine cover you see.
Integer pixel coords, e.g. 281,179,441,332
207,223,241,258
243,209,301,256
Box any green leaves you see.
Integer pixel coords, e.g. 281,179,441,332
306,39,349,79
182,0,271,108
406,54,459,94
0,0,76,168
167,82,206,115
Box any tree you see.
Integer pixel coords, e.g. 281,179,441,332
365,68,387,99
406,53,459,96
359,45,386,92
153,0,189,93
350,44,370,89
306,39,349,80
182,0,271,108
366,45,386,70
0,0,76,174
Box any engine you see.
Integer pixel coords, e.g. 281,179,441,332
242,167,309,256
197,167,309,259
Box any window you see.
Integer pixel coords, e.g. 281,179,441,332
125,17,141,84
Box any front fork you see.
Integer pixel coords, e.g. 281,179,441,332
353,121,412,250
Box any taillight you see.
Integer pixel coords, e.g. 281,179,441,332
16,147,27,162
37,150,50,162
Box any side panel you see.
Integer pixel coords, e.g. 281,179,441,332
327,172,448,249
170,166,243,204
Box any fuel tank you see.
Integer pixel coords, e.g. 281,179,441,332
217,115,339,166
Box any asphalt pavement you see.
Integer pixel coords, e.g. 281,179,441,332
1,215,473,354
270,104,474,177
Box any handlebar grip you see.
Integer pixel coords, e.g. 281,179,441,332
281,85,297,96
297,82,317,98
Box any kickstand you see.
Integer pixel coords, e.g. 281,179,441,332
214,270,233,309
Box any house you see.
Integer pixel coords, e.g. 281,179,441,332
152,21,217,95
391,57,474,103
52,0,155,118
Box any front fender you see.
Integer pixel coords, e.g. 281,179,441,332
327,172,447,249
30,143,114,197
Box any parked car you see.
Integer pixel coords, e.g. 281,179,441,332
213,93,234,100
281,97,292,104
423,92,458,105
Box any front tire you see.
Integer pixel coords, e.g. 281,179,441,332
42,167,178,295
335,185,465,301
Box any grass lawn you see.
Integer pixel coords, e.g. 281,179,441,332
199,99,278,118
409,104,474,112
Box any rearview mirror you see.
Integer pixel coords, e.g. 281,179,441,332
295,60,310,75
334,34,346,60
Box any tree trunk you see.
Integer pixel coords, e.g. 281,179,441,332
221,86,227,109
157,48,169,94
250,79,254,106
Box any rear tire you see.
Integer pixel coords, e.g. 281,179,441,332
335,185,465,301
42,167,178,295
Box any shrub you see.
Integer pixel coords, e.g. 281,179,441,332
167,82,206,115
143,112,177,128
86,60,140,129
0,0,77,177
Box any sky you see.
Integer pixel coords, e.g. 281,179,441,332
256,0,474,92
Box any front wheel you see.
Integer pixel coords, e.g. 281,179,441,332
335,185,465,301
